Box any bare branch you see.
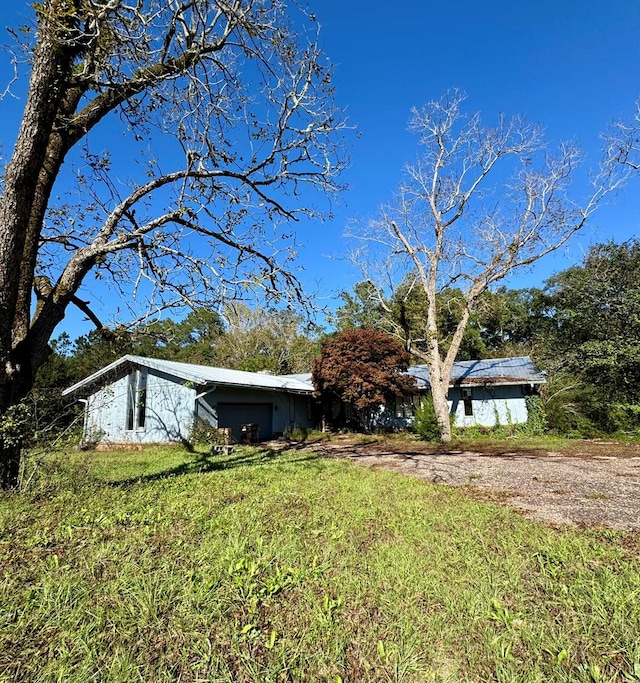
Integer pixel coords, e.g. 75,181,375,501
349,89,630,441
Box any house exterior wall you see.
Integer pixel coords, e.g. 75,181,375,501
198,386,313,441
378,385,530,430
84,368,196,443
448,385,529,427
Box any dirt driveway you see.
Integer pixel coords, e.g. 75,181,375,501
294,437,640,531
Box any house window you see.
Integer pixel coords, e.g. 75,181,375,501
395,396,417,419
126,368,148,431
462,387,473,416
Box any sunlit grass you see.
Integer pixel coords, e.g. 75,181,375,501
0,445,638,682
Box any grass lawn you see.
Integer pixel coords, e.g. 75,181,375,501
0,444,639,682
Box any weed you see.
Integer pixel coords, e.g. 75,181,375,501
0,445,639,682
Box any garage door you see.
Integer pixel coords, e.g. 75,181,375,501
217,402,273,442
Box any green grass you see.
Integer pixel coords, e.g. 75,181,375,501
1,445,639,682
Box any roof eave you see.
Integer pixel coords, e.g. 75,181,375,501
451,377,546,387
61,354,138,397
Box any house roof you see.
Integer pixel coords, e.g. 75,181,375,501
407,356,545,390
63,354,544,398
62,355,315,397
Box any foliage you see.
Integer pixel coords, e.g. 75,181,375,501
521,395,547,436
312,329,416,432
1,444,639,681
188,417,230,448
210,304,320,374
66,308,225,379
333,281,385,331
282,426,328,442
0,403,32,449
337,280,550,362
538,239,640,434
412,395,442,441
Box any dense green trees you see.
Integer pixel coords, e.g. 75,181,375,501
334,281,545,360
40,306,315,381
538,240,640,433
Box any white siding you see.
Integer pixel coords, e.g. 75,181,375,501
84,368,196,443
449,385,528,427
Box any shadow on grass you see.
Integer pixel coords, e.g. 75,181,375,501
109,445,324,488
282,436,551,460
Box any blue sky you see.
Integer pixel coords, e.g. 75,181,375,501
303,0,640,295
1,1,640,337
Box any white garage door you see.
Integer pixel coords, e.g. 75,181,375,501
216,402,273,442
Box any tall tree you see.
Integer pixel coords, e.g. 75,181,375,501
333,281,385,331
541,240,640,431
350,90,627,441
211,303,319,374
0,0,346,486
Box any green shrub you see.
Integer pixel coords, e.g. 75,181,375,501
283,426,308,441
189,417,229,447
603,403,640,435
519,395,548,436
412,396,442,441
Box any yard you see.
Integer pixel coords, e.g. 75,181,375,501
0,442,639,682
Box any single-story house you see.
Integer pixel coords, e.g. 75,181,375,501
393,356,546,427
62,355,315,445
63,355,545,445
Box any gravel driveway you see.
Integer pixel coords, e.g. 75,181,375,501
294,438,640,531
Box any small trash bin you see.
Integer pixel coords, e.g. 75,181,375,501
240,423,259,445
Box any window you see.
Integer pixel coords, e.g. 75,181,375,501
462,387,473,416
126,368,148,431
394,396,417,419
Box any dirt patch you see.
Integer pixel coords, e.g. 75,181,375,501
284,436,640,531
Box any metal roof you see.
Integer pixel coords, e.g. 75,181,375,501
407,356,545,389
62,355,315,396
280,372,313,383
63,355,544,397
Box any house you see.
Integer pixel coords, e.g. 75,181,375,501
63,355,544,445
399,356,546,427
62,355,315,445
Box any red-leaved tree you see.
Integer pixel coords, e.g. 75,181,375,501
312,329,416,433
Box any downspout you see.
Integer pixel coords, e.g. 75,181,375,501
195,385,217,401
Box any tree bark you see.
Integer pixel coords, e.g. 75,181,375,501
430,374,452,442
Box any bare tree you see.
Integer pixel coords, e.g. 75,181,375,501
605,99,640,171
350,90,628,442
0,0,347,487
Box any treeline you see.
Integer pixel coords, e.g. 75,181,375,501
36,240,640,439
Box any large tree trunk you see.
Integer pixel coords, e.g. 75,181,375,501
0,352,36,489
430,374,452,442
0,5,81,489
